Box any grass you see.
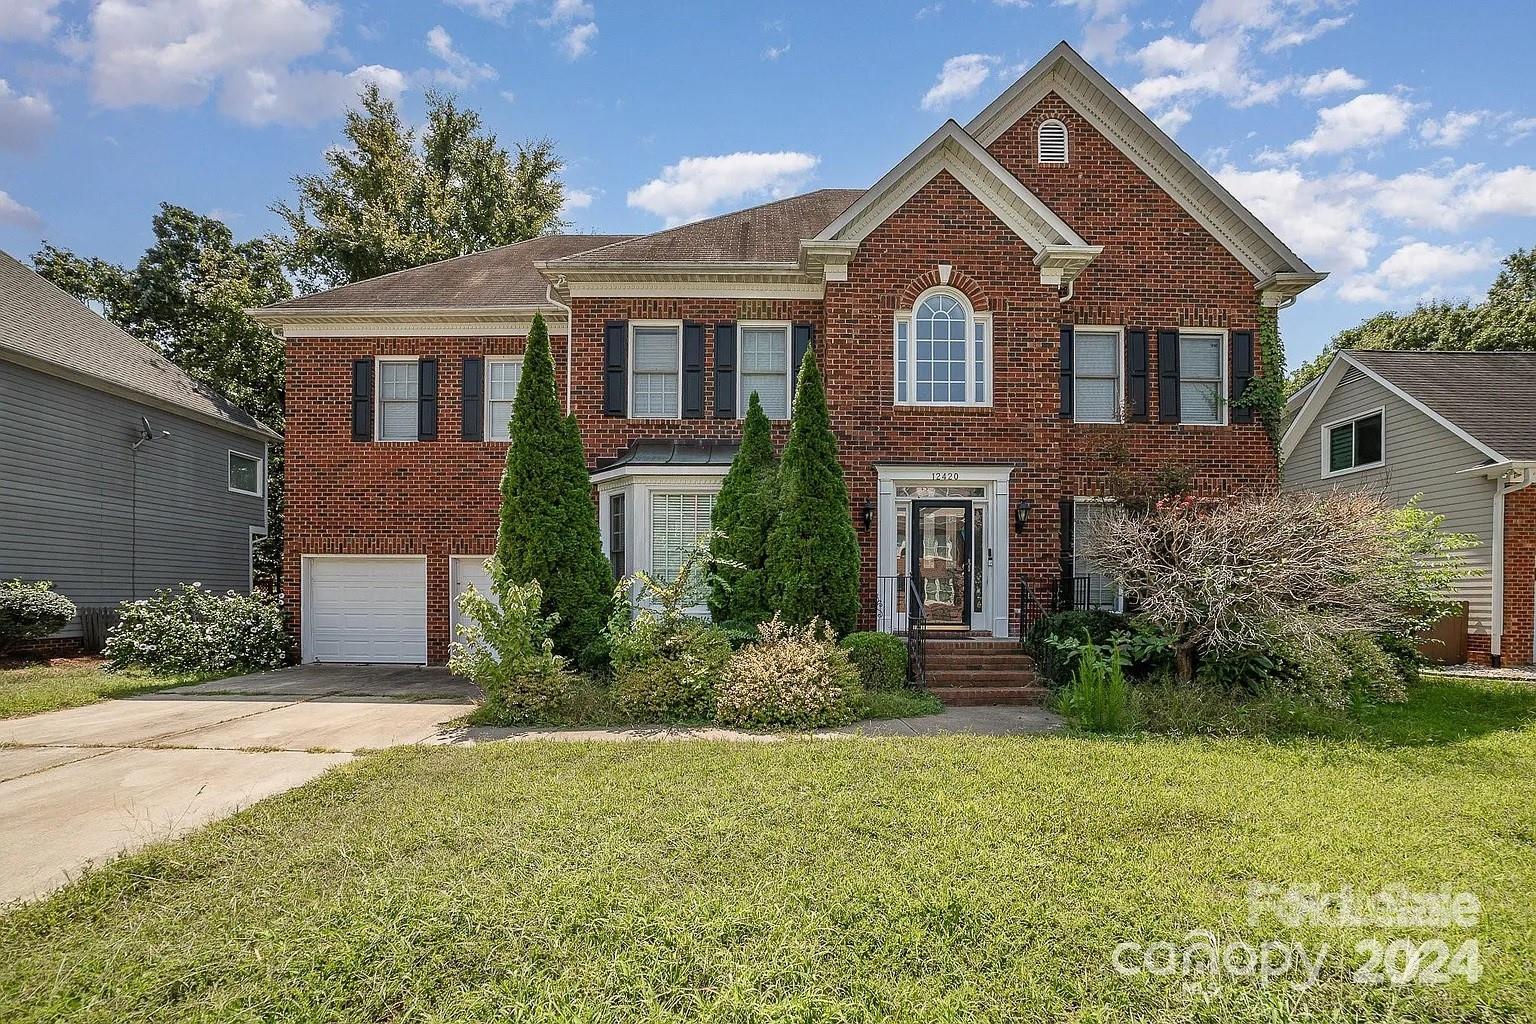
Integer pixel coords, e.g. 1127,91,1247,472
0,657,226,719
2,676,1533,1021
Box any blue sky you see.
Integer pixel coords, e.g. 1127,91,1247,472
2,1,1534,365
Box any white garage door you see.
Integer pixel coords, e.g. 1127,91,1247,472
450,556,496,645
304,557,427,663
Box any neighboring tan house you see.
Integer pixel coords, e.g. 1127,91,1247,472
1281,350,1536,666
0,250,281,652
253,42,1325,668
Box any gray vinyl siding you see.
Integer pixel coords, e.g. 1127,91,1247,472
1281,371,1496,630
0,359,267,637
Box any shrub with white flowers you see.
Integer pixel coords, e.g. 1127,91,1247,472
0,579,77,655
715,615,861,729
105,583,288,674
449,563,574,725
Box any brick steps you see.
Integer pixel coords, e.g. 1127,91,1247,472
921,638,1046,706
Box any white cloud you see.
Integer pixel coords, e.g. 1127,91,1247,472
1298,68,1364,98
1192,0,1280,35
1419,109,1482,148
426,25,497,89
446,0,522,20
0,0,63,42
0,79,55,152
548,0,592,19
763,43,790,60
1460,166,1536,219
1155,105,1192,135
628,151,819,227
920,53,998,112
1338,239,1500,303
87,0,406,124
1287,93,1415,157
0,188,42,229
221,64,405,126
1216,163,1378,273
1263,15,1349,52
561,21,596,58
560,187,595,217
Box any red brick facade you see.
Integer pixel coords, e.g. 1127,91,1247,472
282,92,1280,664
1497,487,1536,664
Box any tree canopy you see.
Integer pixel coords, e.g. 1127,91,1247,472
275,84,566,289
1288,245,1536,396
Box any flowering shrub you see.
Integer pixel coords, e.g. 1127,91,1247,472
0,579,77,654
449,563,573,724
105,583,287,673
716,616,861,729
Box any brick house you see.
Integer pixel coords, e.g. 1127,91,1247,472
254,42,1324,666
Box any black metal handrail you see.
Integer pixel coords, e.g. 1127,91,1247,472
875,574,927,687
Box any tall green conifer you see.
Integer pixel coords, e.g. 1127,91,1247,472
709,392,779,627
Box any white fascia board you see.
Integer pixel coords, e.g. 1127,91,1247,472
813,120,1086,252
966,41,1321,287
590,464,733,485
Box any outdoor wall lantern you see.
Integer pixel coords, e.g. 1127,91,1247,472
1014,498,1033,534
861,500,874,531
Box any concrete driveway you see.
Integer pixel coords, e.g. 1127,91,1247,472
0,665,476,904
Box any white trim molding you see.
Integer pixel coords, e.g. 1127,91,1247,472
227,448,264,497
1318,405,1387,479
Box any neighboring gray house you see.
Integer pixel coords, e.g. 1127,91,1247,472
0,250,281,649
1280,350,1536,666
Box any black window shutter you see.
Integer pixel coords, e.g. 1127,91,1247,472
1127,329,1149,422
1231,330,1255,423
1059,325,1074,418
1157,329,1181,423
714,322,737,418
1058,499,1075,608
461,356,484,440
791,323,814,397
682,321,706,418
417,357,438,440
603,321,627,416
351,357,373,441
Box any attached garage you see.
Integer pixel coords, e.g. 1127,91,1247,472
302,556,427,663
450,555,496,644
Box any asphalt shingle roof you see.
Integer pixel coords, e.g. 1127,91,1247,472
0,250,279,440
265,234,635,312
1346,349,1536,461
550,190,866,265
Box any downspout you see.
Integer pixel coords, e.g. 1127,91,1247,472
1491,467,1536,667
546,276,574,414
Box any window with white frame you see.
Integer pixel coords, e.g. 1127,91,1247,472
894,288,990,405
1074,329,1121,423
377,358,419,441
229,451,263,496
486,358,523,441
631,325,682,418
1072,499,1121,611
1324,409,1384,476
1179,332,1225,425
650,491,716,602
739,324,791,419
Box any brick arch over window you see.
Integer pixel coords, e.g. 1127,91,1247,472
896,268,991,313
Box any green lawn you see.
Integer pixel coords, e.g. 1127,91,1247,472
0,657,221,719
3,677,1534,1021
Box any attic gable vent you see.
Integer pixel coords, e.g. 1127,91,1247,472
1339,366,1365,387
1037,119,1068,164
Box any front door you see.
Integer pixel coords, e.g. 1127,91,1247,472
910,500,971,628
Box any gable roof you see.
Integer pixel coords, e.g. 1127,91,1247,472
548,191,863,266
1280,349,1536,465
0,250,279,441
967,41,1323,298
262,234,635,313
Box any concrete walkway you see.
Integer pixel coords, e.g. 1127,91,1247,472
1,664,1060,904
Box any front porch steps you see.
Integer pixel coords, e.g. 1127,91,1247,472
921,638,1048,707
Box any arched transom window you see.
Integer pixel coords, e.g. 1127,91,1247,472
894,288,991,405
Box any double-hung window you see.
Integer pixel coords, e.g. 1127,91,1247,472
650,492,716,604
894,288,990,406
486,358,523,441
377,358,419,441
739,324,791,420
631,325,682,418
1072,498,1121,612
1324,409,1384,476
1073,329,1122,423
1179,332,1226,425
228,451,263,496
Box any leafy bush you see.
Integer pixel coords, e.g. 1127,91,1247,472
717,616,861,729
610,615,732,722
1198,633,1408,711
0,579,76,654
105,584,287,673
1024,609,1128,688
840,631,908,692
1052,635,1132,733
449,565,574,725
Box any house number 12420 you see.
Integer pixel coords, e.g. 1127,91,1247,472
931,472,960,481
